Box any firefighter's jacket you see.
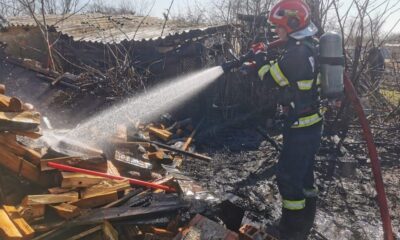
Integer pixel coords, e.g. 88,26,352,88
258,37,322,128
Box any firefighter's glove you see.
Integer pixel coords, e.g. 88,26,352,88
250,42,266,54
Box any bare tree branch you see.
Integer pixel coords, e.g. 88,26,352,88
161,0,175,37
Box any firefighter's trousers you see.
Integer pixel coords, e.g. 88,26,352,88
277,121,323,210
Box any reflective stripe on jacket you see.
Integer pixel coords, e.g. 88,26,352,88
258,38,321,128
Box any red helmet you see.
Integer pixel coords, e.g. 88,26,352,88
268,0,317,38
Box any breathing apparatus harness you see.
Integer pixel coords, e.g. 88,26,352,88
222,31,344,128
279,37,321,128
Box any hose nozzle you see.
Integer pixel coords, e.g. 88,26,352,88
221,60,240,73
221,50,255,73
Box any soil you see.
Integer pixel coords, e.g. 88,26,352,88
181,123,400,240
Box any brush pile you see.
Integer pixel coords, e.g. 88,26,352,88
6,56,149,98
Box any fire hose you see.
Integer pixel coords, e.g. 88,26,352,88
343,73,393,240
222,39,393,239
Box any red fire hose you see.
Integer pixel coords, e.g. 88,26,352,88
343,73,393,240
47,162,176,193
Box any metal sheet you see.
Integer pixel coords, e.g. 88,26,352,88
5,14,228,44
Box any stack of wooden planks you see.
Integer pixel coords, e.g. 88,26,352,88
0,86,41,239
0,84,46,186
109,117,210,180
0,173,133,239
0,85,242,240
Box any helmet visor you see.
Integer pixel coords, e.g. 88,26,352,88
289,21,318,39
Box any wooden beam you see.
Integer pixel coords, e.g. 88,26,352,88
56,138,104,157
0,209,22,240
0,145,41,184
0,111,40,132
140,226,174,238
121,190,151,207
22,192,79,206
10,131,42,140
41,157,81,172
0,94,23,112
102,221,118,240
70,191,118,209
0,134,41,165
182,118,204,151
3,205,35,239
50,203,81,220
151,227,174,237
70,161,108,173
106,160,122,177
147,151,166,161
47,187,75,194
0,132,15,141
128,138,212,161
147,127,172,142
81,180,130,199
102,189,143,208
5,57,60,78
31,221,64,234
50,74,64,87
72,203,189,225
152,176,175,194
61,172,104,188
153,175,175,185
18,205,45,222
40,156,105,172
65,225,102,240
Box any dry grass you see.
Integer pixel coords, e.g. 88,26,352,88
380,89,400,106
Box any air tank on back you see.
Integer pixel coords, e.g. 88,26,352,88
319,32,344,99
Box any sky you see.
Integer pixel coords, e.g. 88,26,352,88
101,0,400,34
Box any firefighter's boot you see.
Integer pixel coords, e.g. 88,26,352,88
279,208,309,240
303,197,317,236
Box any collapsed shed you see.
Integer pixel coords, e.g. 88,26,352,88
1,14,230,75
0,14,236,127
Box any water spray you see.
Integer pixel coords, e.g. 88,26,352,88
43,40,285,149
45,66,224,146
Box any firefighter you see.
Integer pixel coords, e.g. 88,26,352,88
255,0,323,239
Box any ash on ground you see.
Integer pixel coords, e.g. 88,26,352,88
181,126,400,240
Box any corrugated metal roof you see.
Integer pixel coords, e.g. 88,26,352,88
5,14,227,44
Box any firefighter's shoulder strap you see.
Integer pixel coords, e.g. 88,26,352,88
302,37,320,92
302,37,319,69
